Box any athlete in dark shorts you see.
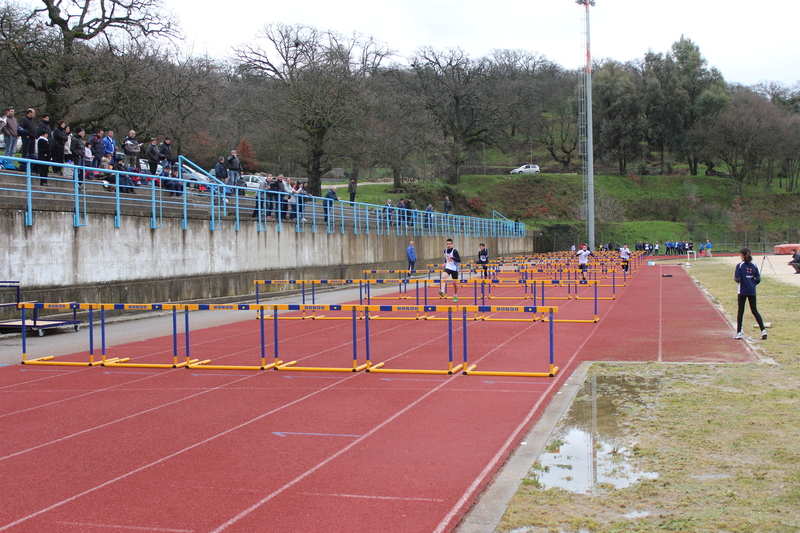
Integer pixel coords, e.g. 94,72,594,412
439,238,461,302
477,243,489,279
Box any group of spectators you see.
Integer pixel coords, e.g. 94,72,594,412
244,172,312,221
384,198,438,229
1,107,498,230
0,105,181,191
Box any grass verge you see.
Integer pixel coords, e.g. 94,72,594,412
497,259,800,533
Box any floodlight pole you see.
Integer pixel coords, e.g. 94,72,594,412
577,0,596,251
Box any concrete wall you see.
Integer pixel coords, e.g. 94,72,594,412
1,210,533,308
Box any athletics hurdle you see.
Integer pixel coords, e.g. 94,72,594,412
19,304,129,367
538,280,600,323
464,307,559,377
366,304,557,375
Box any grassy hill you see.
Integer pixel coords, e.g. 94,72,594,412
351,172,800,252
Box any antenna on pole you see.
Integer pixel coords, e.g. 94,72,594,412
576,0,595,251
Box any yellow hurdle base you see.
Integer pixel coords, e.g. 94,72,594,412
187,360,282,371
275,361,370,372
465,365,559,378
23,356,127,367
104,359,198,369
368,363,464,375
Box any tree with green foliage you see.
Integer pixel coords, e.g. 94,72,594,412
592,60,645,175
670,36,728,175
642,51,687,174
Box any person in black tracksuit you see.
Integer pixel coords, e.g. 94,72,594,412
733,247,766,340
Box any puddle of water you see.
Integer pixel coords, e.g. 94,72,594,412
531,374,659,494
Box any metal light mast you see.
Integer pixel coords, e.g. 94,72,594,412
577,0,596,250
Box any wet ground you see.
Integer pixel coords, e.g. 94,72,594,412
530,374,659,494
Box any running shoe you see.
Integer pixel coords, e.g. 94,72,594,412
453,296,458,303
439,289,445,297
761,330,768,340
732,332,743,339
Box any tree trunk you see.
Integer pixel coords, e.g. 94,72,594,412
392,164,402,189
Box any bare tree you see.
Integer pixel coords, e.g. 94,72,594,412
234,23,392,196
707,89,783,194
406,47,506,184
0,0,178,119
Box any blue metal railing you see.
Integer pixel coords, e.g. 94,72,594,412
0,155,526,238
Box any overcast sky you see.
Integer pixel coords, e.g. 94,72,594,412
169,0,798,87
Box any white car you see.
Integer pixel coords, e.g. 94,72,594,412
241,175,265,189
510,164,540,174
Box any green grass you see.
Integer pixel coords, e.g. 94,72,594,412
498,258,800,532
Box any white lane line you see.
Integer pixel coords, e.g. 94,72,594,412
0,372,169,420
0,372,345,531
52,521,194,532
301,492,444,503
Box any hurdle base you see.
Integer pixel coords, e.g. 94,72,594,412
275,361,368,372
187,360,283,371
368,363,463,375
465,366,559,378
104,359,199,368
22,356,127,366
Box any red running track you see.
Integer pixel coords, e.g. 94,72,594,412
0,264,756,532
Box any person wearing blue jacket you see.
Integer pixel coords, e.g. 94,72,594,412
406,241,417,272
733,247,766,340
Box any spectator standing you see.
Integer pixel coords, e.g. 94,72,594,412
214,156,228,185
69,127,86,186
147,138,160,175
385,199,394,227
252,176,270,218
280,175,294,219
123,130,141,170
35,130,50,186
348,178,357,202
398,198,406,227
323,186,339,223
36,113,52,140
88,129,104,168
227,150,241,186
296,181,309,221
18,108,36,161
52,120,68,170
1,106,18,158
443,196,452,215
407,241,417,272
705,240,713,257
732,247,767,340
425,203,433,230
159,137,174,168
103,130,117,164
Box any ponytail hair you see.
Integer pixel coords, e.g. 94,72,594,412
740,247,753,264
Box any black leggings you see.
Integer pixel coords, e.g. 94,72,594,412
737,294,764,333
